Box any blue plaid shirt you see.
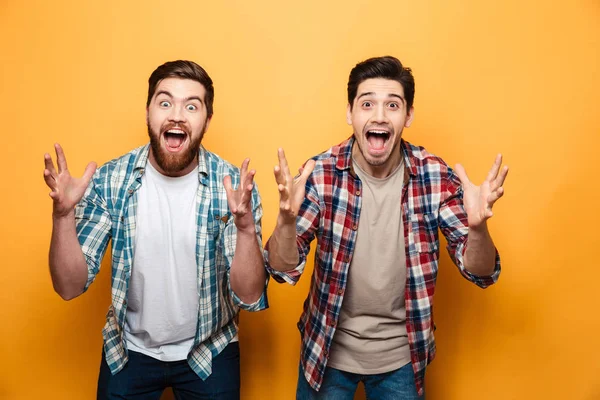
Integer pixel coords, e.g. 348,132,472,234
75,144,268,378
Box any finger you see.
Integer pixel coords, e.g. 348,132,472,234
278,148,292,179
454,163,471,186
485,154,502,182
278,183,289,202
243,168,256,190
43,169,57,189
487,187,504,206
274,165,286,186
44,153,58,178
297,159,315,184
239,158,250,186
54,143,69,174
223,175,238,213
81,162,97,186
223,175,234,197
494,165,509,189
239,176,255,208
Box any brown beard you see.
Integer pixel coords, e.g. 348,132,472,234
148,125,205,175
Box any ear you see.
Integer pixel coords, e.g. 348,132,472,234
404,106,415,128
146,107,149,124
205,115,213,130
346,104,352,125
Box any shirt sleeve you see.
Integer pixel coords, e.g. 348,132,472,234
224,184,269,312
75,174,112,292
264,173,320,285
438,169,501,288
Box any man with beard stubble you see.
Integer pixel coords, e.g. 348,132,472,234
43,60,268,399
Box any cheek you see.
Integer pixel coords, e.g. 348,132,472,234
147,112,163,128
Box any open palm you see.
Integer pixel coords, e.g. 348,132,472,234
273,148,315,225
224,158,257,234
43,144,96,217
455,154,508,230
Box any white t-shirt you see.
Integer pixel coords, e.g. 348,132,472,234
124,161,200,361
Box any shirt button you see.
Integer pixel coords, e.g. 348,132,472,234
352,224,358,230
127,189,133,195
355,190,361,196
337,289,343,295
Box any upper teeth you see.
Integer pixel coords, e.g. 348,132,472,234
369,130,388,134
167,129,185,134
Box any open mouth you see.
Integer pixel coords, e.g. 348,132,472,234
366,130,390,151
163,128,188,151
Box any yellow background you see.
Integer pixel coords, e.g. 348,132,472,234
1,0,599,399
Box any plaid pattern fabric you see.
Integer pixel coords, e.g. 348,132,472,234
265,137,500,396
75,144,268,378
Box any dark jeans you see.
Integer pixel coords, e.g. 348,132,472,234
296,362,423,400
97,342,240,400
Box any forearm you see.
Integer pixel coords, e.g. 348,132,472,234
267,216,299,272
229,229,267,304
463,222,497,277
49,212,89,300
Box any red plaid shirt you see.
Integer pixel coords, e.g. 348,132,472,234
265,137,501,396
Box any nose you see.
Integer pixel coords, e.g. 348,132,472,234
371,104,387,124
168,104,187,123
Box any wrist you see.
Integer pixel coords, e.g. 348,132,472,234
276,213,296,228
52,209,76,221
468,220,490,236
235,225,257,237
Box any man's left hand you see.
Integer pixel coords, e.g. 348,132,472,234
455,154,509,230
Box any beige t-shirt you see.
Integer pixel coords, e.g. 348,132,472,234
327,160,411,374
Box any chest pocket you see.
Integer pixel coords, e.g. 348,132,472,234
409,212,439,254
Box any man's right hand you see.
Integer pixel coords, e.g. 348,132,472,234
273,148,315,226
43,143,96,218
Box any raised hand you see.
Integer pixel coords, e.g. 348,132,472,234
454,154,508,230
224,158,256,234
273,148,315,225
43,143,97,218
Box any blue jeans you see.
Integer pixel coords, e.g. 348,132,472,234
97,342,240,400
296,362,423,400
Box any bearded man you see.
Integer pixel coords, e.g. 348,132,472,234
43,60,268,400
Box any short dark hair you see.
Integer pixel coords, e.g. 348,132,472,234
347,56,415,113
147,60,214,118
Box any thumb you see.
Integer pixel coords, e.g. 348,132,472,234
82,161,97,185
223,175,233,194
454,163,470,186
223,175,238,212
299,159,316,183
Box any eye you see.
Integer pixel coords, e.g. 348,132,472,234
159,101,171,108
388,102,399,109
186,104,197,111
362,101,372,108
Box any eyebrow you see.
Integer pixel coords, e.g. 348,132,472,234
357,92,405,103
155,91,203,103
